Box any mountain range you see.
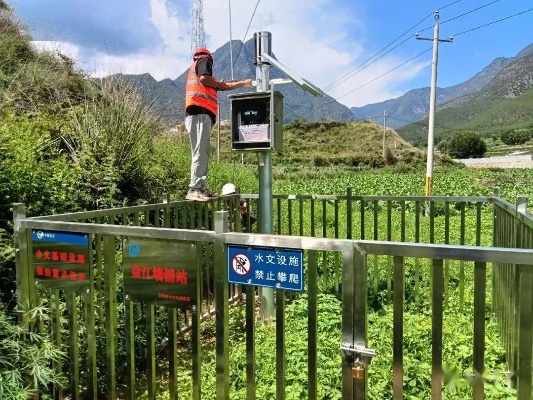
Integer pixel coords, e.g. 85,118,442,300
110,40,533,142
398,44,533,146
352,43,533,130
109,39,354,127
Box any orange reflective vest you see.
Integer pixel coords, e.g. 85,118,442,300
185,61,218,116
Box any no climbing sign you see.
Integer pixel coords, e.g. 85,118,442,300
227,245,303,291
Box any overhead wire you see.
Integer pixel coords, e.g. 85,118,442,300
452,7,533,37
232,0,261,69
289,1,532,123
288,0,465,120
321,0,463,92
322,12,433,92
287,47,432,121
417,0,501,33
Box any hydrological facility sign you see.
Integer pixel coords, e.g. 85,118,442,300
123,237,198,309
227,245,303,291
31,229,91,291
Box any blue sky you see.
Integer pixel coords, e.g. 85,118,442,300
9,0,533,108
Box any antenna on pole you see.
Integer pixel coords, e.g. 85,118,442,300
190,0,205,58
228,0,234,80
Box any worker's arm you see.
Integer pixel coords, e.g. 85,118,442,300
199,75,253,91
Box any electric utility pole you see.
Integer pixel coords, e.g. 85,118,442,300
416,10,453,197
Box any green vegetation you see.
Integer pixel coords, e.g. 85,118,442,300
398,86,533,147
437,131,487,159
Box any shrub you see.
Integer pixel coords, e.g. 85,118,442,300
0,305,66,398
500,129,531,145
446,131,487,159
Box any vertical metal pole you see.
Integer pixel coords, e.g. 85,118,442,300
425,15,439,197
228,0,234,80
255,31,274,320
217,103,221,161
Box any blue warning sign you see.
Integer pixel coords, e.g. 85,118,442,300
227,245,303,291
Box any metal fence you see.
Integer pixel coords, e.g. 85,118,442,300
12,189,533,399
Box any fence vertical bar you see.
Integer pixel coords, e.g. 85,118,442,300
308,250,318,400
360,198,365,240
288,198,293,236
86,242,97,400
341,245,355,399
276,289,285,400
168,308,178,400
415,201,420,305
67,292,80,400
246,284,256,400
192,242,203,400
517,264,533,400
299,199,304,236
393,256,404,400
431,259,444,400
215,211,230,400
492,188,500,316
353,247,368,399
473,261,486,400
13,203,30,324
146,304,156,400
125,299,135,400
104,235,117,400
51,290,62,400
387,201,392,301
347,188,353,240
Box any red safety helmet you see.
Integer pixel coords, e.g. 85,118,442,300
193,47,213,63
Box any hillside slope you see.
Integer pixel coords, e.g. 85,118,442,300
398,51,533,146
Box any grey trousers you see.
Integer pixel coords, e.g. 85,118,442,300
185,114,212,189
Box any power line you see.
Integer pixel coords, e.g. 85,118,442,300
418,0,501,34
232,0,261,69
453,8,533,36
293,1,463,118
323,11,433,92
287,47,432,121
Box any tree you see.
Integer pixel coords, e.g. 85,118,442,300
446,131,487,159
500,129,531,145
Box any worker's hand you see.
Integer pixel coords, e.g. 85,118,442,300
243,79,253,87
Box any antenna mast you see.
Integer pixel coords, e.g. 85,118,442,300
191,0,205,57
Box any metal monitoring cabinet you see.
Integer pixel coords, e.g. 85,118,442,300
228,90,284,152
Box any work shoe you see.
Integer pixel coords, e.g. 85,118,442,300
186,188,217,202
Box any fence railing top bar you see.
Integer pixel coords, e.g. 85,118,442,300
19,219,217,242
29,202,169,221
493,197,517,214
517,210,533,230
224,232,533,264
357,240,533,264
241,194,494,203
223,232,354,252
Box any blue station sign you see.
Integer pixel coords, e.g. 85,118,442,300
227,245,303,291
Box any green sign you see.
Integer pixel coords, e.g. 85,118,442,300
31,230,91,291
123,238,197,309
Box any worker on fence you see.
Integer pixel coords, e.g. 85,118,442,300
221,183,257,232
185,47,253,202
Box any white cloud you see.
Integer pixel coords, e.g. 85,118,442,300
31,40,80,60
149,0,189,56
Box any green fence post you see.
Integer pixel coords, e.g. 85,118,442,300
13,203,30,324
214,211,229,400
